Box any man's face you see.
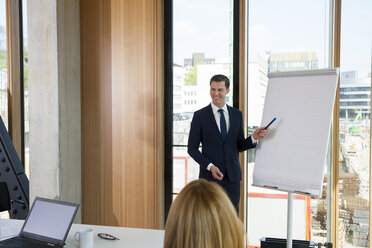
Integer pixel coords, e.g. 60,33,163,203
210,80,230,108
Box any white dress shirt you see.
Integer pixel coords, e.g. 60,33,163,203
211,102,230,133
207,102,256,171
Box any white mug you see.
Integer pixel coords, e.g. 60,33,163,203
74,228,94,248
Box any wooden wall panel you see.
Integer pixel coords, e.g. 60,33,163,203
81,0,114,226
81,0,163,229
6,0,22,161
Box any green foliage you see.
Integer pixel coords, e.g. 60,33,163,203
184,66,197,86
23,46,28,62
0,49,6,69
0,26,7,69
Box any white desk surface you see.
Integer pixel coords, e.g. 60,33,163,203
0,219,165,248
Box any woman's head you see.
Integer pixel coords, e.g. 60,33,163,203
164,179,245,248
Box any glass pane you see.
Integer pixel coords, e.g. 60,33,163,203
172,0,234,195
22,0,29,178
173,147,199,194
338,1,372,247
0,0,8,128
0,0,9,219
247,0,330,246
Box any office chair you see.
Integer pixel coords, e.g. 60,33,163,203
0,181,11,211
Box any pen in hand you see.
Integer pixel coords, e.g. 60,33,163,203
264,117,276,130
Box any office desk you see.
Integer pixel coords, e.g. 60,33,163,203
0,219,164,248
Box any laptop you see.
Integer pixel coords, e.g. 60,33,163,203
0,197,79,248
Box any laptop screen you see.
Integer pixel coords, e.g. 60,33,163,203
20,197,79,245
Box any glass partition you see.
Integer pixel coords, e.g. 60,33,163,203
172,0,235,197
0,0,9,219
338,1,372,247
0,0,8,128
246,0,330,245
22,0,29,177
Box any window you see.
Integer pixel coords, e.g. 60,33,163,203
0,0,8,128
165,0,238,211
0,0,8,220
338,1,372,247
22,0,29,178
166,1,371,241
172,0,236,197
247,0,330,245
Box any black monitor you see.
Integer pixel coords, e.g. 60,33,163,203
0,115,29,219
261,237,316,248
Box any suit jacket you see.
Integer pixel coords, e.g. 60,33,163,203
187,104,256,182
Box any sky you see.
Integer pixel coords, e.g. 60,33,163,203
174,0,371,72
340,0,372,72
0,0,370,72
0,0,4,26
0,0,5,49
248,0,330,67
173,0,232,65
0,0,27,49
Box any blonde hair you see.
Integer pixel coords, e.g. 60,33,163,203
164,179,245,248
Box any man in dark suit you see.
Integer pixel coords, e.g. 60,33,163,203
188,74,268,211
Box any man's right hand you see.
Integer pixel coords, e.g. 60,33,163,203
210,165,223,180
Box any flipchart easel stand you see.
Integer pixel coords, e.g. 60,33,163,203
287,192,293,248
286,192,333,248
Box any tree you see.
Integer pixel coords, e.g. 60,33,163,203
184,66,197,86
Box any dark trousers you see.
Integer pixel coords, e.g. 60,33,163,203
214,178,240,213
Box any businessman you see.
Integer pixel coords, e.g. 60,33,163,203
187,74,268,211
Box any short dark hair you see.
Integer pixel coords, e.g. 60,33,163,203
210,74,230,89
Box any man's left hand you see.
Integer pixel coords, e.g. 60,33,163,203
253,127,268,140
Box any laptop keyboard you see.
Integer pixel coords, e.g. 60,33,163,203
0,237,60,248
